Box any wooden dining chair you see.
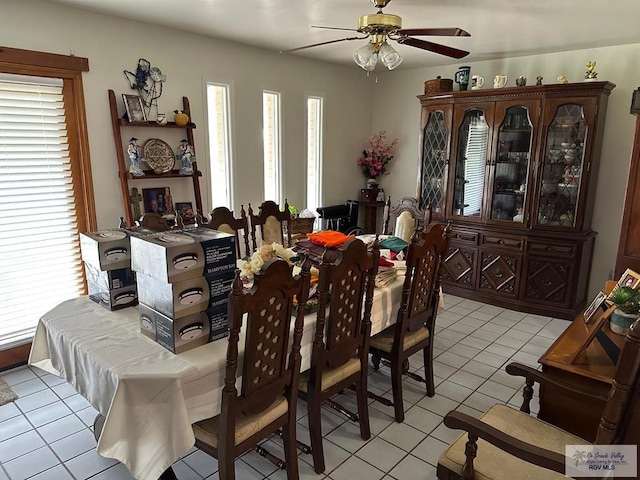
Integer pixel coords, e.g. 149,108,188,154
299,237,380,474
381,196,433,242
192,259,311,480
436,319,640,480
369,222,451,422
201,205,251,259
248,200,292,252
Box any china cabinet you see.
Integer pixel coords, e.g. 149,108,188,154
417,82,615,318
108,89,203,227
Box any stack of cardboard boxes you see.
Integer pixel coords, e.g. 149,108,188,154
131,228,237,353
80,229,140,311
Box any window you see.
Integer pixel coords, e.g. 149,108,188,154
306,96,323,216
0,48,93,359
206,83,233,209
262,91,281,203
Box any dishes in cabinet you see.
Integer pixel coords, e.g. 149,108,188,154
143,138,175,173
557,182,579,203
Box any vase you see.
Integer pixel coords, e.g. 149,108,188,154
174,112,189,127
366,179,379,200
610,309,638,335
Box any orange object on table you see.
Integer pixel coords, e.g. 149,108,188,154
307,230,355,248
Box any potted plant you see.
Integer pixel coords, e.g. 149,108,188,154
608,285,640,335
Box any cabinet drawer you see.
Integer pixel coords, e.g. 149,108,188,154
481,234,525,252
527,241,576,258
450,229,479,245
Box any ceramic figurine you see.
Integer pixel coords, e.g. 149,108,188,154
536,76,543,85
516,75,527,87
585,61,598,81
557,75,568,84
127,137,144,176
177,139,195,175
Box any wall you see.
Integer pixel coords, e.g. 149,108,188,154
1,0,374,228
372,44,640,299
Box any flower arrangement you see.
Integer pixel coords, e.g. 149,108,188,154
358,130,398,180
242,243,296,279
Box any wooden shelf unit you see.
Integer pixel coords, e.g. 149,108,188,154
108,89,203,227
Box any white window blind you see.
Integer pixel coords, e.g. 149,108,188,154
463,115,488,216
207,83,233,209
306,96,323,217
263,91,281,203
0,75,84,347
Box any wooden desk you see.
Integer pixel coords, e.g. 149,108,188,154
537,311,639,443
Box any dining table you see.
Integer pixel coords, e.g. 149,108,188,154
28,269,406,480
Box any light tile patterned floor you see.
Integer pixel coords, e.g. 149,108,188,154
0,295,566,479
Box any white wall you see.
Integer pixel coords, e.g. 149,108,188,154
371,44,640,299
1,0,374,227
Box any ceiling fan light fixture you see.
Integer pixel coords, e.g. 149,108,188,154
353,43,379,71
379,42,402,70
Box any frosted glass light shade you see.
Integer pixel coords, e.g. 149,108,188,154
353,44,378,71
379,42,403,70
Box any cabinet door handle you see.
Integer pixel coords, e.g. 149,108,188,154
543,280,552,286
494,271,504,278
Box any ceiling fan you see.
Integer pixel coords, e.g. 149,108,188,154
281,0,470,71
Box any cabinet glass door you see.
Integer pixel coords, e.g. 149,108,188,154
419,110,448,213
490,106,534,223
538,104,587,227
452,109,489,218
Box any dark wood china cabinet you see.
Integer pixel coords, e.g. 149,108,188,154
418,82,615,319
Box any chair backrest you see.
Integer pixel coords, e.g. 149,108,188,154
312,238,380,370
248,200,292,252
393,223,451,345
595,318,640,444
201,206,250,259
382,196,433,241
137,212,177,231
222,259,310,418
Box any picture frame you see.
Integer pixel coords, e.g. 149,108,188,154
175,202,195,224
584,290,607,324
142,187,173,215
122,94,147,123
376,188,385,202
611,268,640,295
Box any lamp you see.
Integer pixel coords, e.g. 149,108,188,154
353,38,402,72
353,43,378,72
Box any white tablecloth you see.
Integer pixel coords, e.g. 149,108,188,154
29,276,404,480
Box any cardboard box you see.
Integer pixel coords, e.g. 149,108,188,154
84,263,136,290
140,303,229,354
131,228,236,283
136,270,235,319
80,227,156,271
87,281,138,311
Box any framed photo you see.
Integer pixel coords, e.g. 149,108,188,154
376,188,385,202
175,202,195,224
618,268,640,289
122,94,147,123
584,291,607,324
142,187,173,215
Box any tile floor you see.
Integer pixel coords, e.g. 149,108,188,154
0,294,568,480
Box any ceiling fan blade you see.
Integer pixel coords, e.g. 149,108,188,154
397,37,470,59
280,37,365,53
312,25,360,32
397,27,470,37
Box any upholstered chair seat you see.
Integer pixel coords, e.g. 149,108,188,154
193,396,288,448
439,404,587,480
370,325,430,353
298,357,360,393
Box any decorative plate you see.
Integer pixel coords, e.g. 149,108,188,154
143,138,174,173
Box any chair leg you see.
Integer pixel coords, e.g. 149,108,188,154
218,452,235,480
307,397,326,474
355,377,371,440
424,344,435,397
371,349,381,371
390,358,405,423
282,421,299,480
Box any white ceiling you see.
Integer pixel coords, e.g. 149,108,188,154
43,0,640,70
